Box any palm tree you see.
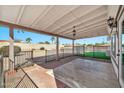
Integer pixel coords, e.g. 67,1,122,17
25,37,32,43
51,36,55,44
17,29,24,33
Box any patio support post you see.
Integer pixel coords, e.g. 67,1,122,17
9,26,14,69
72,40,75,55
56,36,59,60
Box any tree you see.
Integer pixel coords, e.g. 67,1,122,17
0,46,21,57
38,42,44,44
76,43,81,45
51,36,56,44
87,44,93,46
44,41,50,44
25,37,32,43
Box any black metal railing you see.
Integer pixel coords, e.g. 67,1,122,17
32,48,73,63
14,51,33,67
1,51,33,72
45,49,57,62
0,50,37,88
32,46,110,63
74,46,85,55
81,45,110,59
1,46,110,69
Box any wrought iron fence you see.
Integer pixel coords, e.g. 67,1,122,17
82,45,110,59
0,50,37,88
74,46,85,55
31,46,110,63
32,48,73,63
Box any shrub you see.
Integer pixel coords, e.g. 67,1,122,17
40,47,45,50
0,46,21,57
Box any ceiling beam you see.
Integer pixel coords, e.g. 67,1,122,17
0,20,73,40
15,5,26,24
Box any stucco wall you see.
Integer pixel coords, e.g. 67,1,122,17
0,42,64,51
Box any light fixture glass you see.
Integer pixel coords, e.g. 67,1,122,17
107,16,117,28
73,26,76,37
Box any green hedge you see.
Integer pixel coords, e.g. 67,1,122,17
0,46,21,57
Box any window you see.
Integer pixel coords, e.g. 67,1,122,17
111,33,116,57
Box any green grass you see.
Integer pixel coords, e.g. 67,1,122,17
80,52,110,60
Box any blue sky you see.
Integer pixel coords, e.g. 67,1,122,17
0,26,108,44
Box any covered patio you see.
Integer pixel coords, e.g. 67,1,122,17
4,56,120,88
0,5,121,88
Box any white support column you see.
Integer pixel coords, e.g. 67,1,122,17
9,26,14,69
56,36,59,60
72,39,75,55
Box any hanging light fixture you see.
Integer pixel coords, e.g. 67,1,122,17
72,26,76,38
107,16,117,28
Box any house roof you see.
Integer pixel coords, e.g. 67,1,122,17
0,40,9,42
0,5,108,39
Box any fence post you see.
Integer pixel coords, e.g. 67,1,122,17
83,45,85,57
56,36,59,60
93,45,94,58
0,53,4,88
72,40,74,55
31,49,33,60
45,50,47,63
62,49,64,58
14,54,16,68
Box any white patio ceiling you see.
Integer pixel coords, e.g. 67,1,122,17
0,5,108,39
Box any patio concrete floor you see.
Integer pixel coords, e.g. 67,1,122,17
24,56,120,88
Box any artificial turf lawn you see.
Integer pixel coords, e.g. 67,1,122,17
80,52,110,60
122,53,124,63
